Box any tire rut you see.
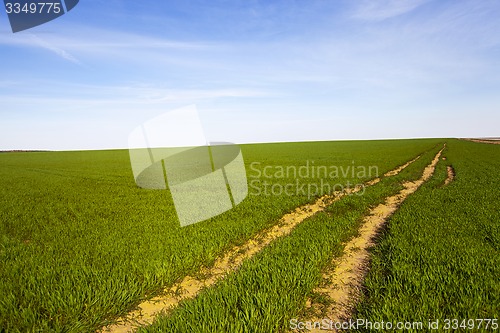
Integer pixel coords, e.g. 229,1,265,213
444,165,455,185
302,147,444,332
100,154,423,333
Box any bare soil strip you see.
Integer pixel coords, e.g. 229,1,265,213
444,165,455,185
303,148,443,332
383,155,420,177
464,138,500,145
101,155,422,333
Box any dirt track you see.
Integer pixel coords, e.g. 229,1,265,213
100,155,423,333
445,165,455,185
304,147,444,332
464,138,500,145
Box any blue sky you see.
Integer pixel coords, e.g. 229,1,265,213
1,0,499,150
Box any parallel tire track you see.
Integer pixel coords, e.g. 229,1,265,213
101,154,422,333
304,147,444,332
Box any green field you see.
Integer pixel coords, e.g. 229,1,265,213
354,139,500,331
136,142,444,333
1,139,498,332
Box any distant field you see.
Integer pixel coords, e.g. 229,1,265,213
3,138,497,332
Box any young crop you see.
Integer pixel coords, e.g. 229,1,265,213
134,146,444,332
0,139,442,331
354,139,500,329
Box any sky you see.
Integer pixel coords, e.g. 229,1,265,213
0,0,499,150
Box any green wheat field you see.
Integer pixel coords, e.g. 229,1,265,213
1,139,498,332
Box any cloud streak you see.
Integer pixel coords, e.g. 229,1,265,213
351,0,430,21
29,34,82,65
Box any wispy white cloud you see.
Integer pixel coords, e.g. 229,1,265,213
0,26,213,69
0,25,210,48
150,88,268,102
28,34,82,65
0,80,20,87
0,82,270,114
0,31,82,64
351,0,431,21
